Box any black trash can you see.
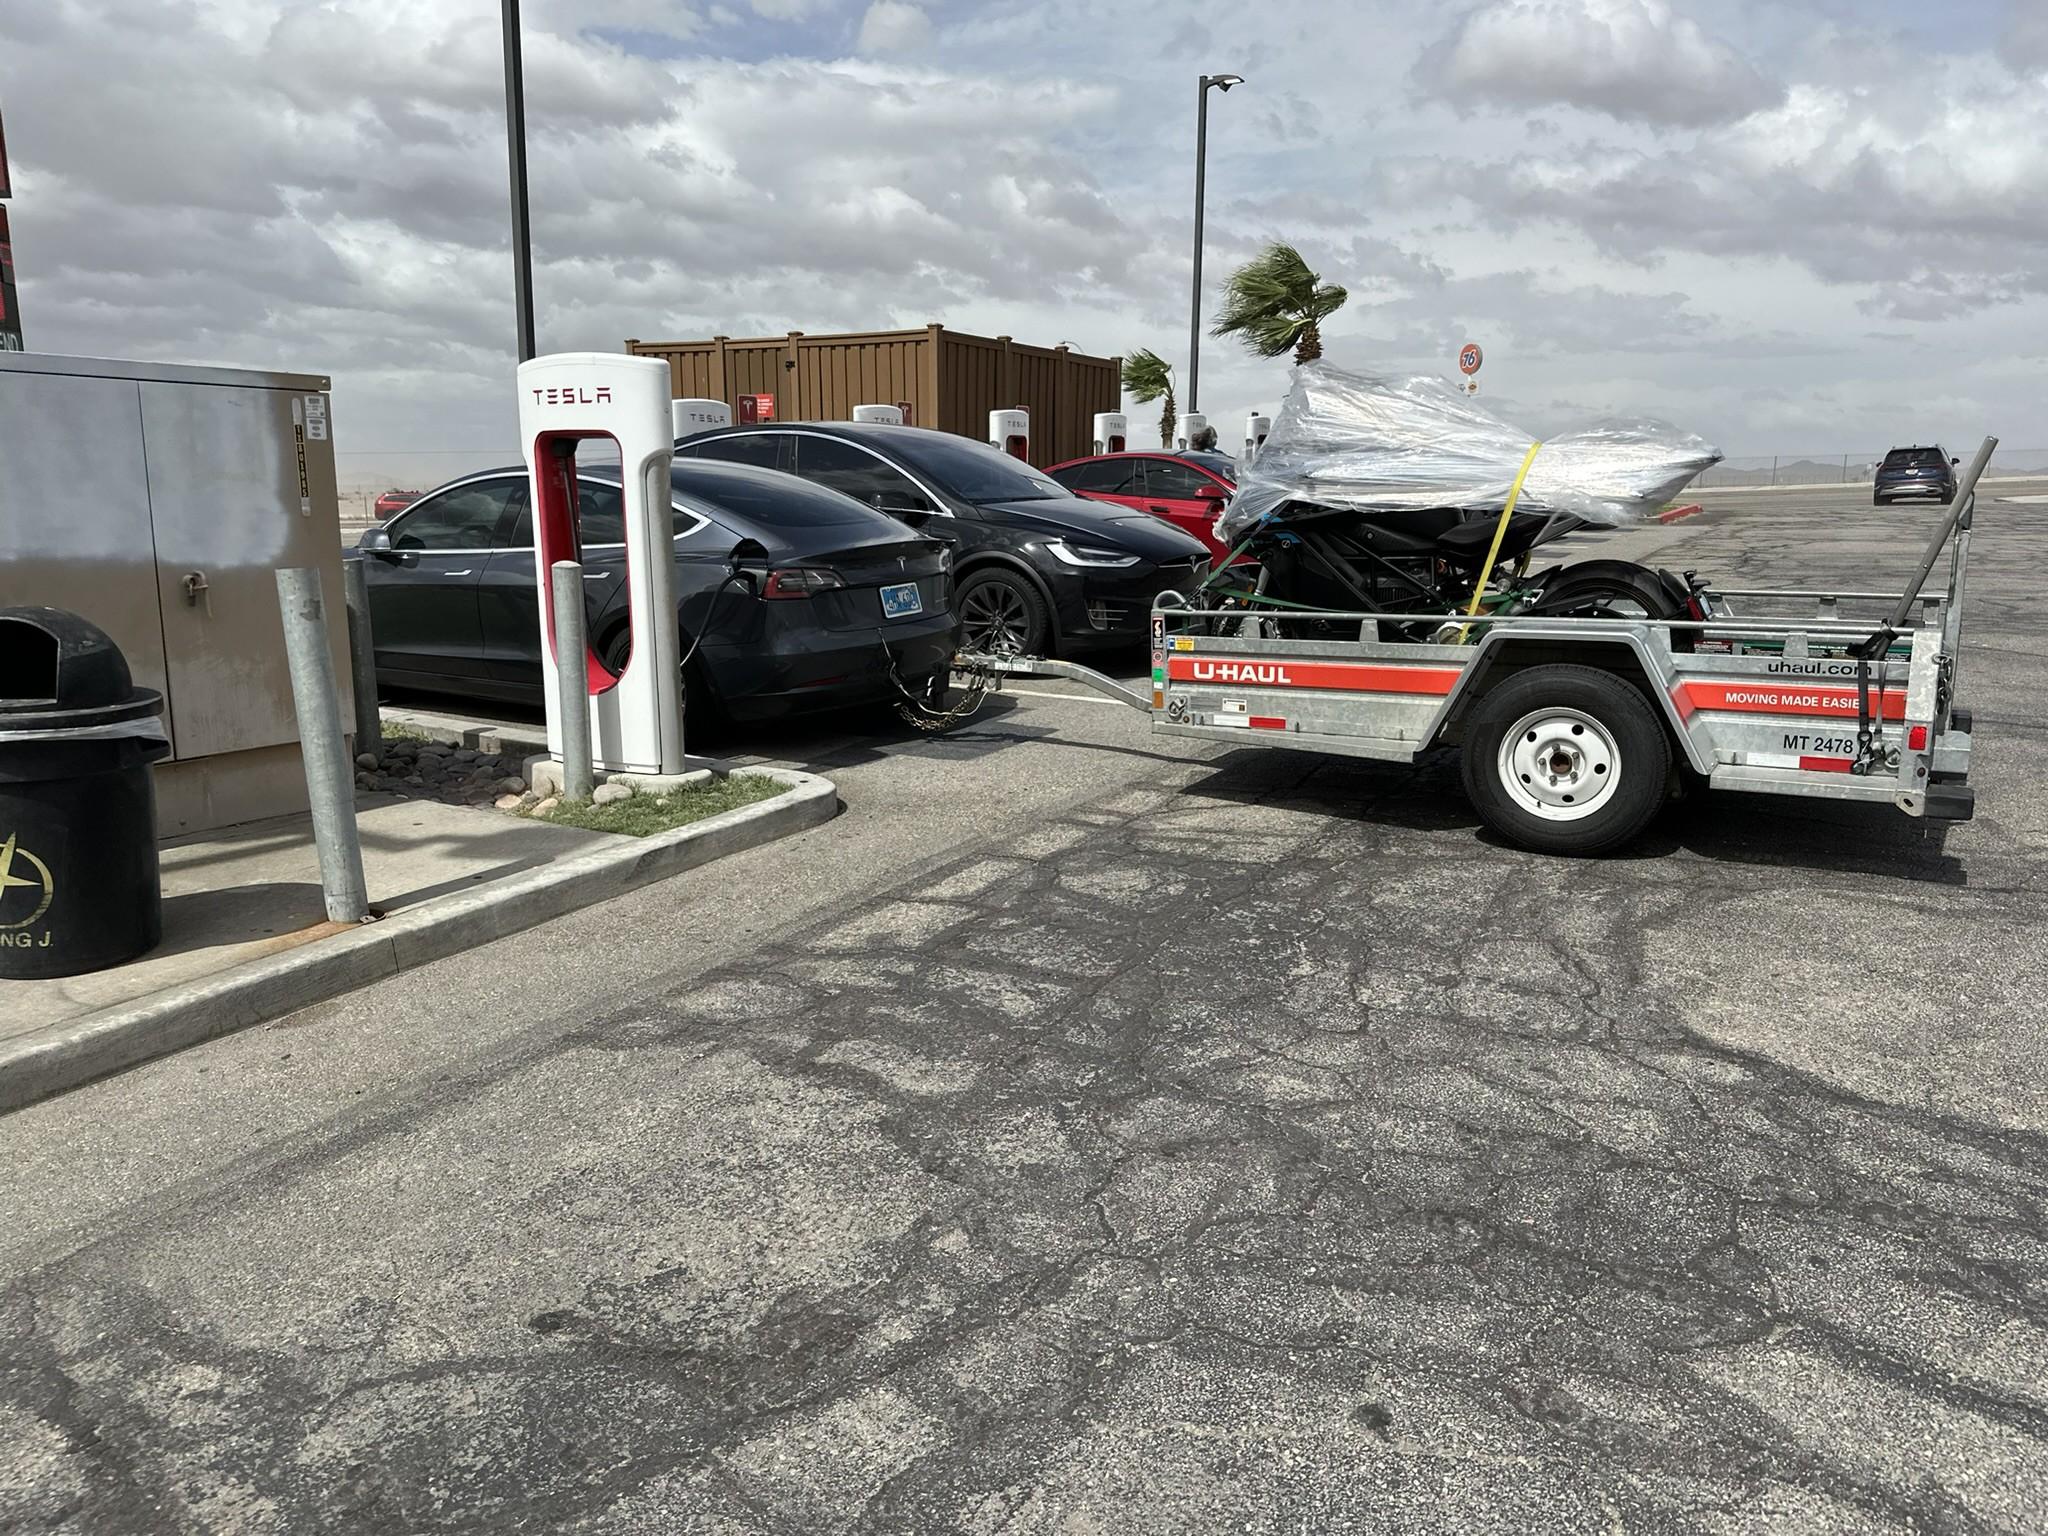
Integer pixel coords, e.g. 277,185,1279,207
0,607,171,980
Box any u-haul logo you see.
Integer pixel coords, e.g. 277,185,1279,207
530,386,614,406
1166,654,1463,696
1190,660,1291,685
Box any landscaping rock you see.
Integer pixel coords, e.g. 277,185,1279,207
496,775,526,794
453,748,479,763
494,793,525,810
531,797,559,816
591,782,633,806
354,752,378,770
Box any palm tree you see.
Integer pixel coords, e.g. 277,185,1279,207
1121,347,1177,449
1211,242,1348,366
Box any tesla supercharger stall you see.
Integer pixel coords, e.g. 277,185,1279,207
852,403,904,424
518,352,685,776
673,397,732,438
1092,412,1127,454
989,408,1029,460
1177,411,1209,452
1244,413,1271,464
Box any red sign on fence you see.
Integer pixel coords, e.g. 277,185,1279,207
738,393,775,424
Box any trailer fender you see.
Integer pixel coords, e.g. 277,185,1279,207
1425,628,1711,775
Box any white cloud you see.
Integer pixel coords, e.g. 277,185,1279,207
0,0,2043,487
1421,0,1782,127
1394,71,2048,319
2002,3,2048,73
749,0,832,19
856,1,932,55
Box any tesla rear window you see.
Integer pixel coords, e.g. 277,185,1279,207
886,433,1067,501
670,464,876,527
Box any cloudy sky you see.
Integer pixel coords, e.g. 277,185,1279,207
2,0,2043,491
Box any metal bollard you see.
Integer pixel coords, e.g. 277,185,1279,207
550,561,595,801
276,567,370,923
341,555,382,761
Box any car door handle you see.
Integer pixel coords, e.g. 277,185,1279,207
583,571,613,581
1148,505,1173,515
440,568,474,577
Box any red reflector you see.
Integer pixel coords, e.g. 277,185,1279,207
1249,716,1286,730
1907,724,1928,751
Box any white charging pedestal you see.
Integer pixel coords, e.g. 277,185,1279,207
519,352,685,777
1092,411,1128,454
989,408,1029,460
852,403,904,424
673,397,732,439
1177,411,1209,452
1243,413,1271,464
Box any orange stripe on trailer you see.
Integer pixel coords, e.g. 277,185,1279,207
1676,680,1906,721
1165,656,1462,695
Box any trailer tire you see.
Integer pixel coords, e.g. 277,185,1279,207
1461,664,1670,856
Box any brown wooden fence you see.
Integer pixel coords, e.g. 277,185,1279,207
623,324,1119,467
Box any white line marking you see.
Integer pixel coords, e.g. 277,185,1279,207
1999,493,2048,504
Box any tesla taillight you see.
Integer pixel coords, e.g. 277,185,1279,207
761,568,846,599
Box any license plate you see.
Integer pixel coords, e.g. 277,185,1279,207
879,581,923,619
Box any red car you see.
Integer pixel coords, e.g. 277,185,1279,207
1046,450,1238,560
374,488,423,519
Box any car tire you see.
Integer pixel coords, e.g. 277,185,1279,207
1873,493,1888,506
1461,664,1671,856
955,567,1051,657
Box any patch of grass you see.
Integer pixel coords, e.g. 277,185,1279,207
532,774,784,836
379,718,435,743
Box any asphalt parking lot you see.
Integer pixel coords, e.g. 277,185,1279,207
7,481,2048,1532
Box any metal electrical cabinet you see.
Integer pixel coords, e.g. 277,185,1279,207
0,352,351,835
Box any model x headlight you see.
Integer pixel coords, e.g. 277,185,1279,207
1046,539,1140,568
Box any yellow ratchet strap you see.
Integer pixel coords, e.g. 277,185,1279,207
1458,440,1543,642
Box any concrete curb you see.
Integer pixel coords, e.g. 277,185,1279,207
381,707,548,759
1657,503,1704,524
0,768,836,1114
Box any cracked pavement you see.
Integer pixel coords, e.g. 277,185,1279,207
3,484,2046,1533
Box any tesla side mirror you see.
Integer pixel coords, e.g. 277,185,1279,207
870,492,932,520
1951,456,1961,465
358,525,394,556
1195,482,1228,502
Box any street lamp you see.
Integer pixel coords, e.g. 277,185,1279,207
1186,71,1243,418
501,0,536,362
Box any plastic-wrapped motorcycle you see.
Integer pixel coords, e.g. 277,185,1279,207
1199,365,1722,644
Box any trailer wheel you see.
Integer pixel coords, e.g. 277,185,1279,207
1461,665,1670,855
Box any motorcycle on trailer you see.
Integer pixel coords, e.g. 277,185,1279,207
1194,500,1710,645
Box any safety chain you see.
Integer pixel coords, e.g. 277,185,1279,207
889,654,1001,734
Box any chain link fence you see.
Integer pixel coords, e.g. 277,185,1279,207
1695,449,2048,488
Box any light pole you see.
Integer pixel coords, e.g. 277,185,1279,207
501,0,536,362
1186,71,1242,417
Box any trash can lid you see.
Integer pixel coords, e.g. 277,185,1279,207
0,607,165,733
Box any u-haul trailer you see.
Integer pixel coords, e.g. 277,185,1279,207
952,438,1993,855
